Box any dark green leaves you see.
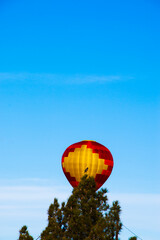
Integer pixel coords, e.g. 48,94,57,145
18,225,33,240
18,176,122,240
41,175,122,240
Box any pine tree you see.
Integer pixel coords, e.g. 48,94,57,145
41,175,122,240
41,198,66,240
105,201,122,240
18,225,33,240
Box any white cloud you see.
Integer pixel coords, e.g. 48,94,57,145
0,72,132,84
108,192,160,205
0,179,71,240
0,185,70,202
65,75,122,84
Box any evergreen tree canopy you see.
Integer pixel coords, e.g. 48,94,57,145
41,175,122,240
18,225,33,240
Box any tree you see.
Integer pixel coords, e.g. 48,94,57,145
40,198,66,240
18,225,33,240
105,201,122,240
129,237,137,240
41,175,122,240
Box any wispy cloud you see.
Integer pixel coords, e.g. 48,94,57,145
0,179,71,240
108,192,160,205
0,72,133,84
65,75,122,84
0,185,70,201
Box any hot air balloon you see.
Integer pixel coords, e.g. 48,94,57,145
61,140,114,190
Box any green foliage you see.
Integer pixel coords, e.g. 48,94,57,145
18,225,33,240
41,175,122,240
18,176,122,240
41,198,66,240
129,237,137,240
105,201,122,240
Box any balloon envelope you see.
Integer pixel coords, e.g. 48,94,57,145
62,140,114,190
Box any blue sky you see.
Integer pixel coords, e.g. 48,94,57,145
0,0,160,239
